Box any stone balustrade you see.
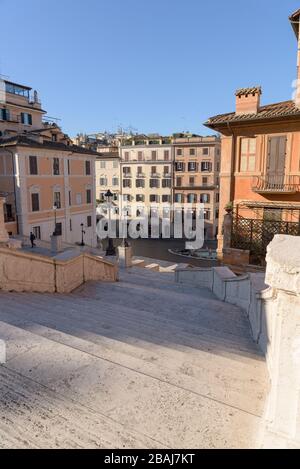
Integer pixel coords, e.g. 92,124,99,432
176,234,300,448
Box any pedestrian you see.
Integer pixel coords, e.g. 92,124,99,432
30,232,36,248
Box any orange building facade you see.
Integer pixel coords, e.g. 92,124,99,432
205,10,300,263
0,80,98,246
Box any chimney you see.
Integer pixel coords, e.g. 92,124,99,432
289,9,300,107
235,87,262,115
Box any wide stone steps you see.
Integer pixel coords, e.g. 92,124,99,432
1,288,260,359
0,266,268,448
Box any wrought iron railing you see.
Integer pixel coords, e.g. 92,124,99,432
252,175,300,193
231,215,300,264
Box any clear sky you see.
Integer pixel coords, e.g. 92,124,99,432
1,0,300,137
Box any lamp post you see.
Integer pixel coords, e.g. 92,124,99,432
105,189,116,256
80,223,85,246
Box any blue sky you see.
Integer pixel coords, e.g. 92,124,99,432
1,0,300,136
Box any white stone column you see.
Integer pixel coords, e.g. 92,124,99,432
0,198,9,243
262,235,300,448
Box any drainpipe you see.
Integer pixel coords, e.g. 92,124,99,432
0,147,19,234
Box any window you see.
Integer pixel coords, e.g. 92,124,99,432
200,193,210,203
151,151,157,161
215,209,219,219
202,177,208,185
87,216,92,227
188,162,197,172
176,177,182,187
67,160,71,175
123,166,131,175
201,162,212,172
123,194,131,202
70,219,72,232
85,160,91,175
54,191,61,209
52,134,57,142
162,179,171,188
0,109,10,121
151,166,157,176
4,204,13,222
174,193,183,203
33,226,41,239
164,166,170,175
240,138,256,172
190,148,196,156
86,189,92,204
216,162,220,172
216,193,220,203
29,156,38,175
53,158,60,175
202,148,209,156
187,194,197,203
136,194,145,202
55,223,62,236
204,210,211,220
189,177,195,186
31,193,40,212
112,177,119,186
123,179,132,188
136,179,145,188
124,152,130,161
177,149,183,156
175,162,184,172
162,195,171,203
21,113,32,125
150,194,159,203
150,179,160,188
164,150,170,161
100,177,108,186
138,151,144,161
76,193,82,205
100,161,106,169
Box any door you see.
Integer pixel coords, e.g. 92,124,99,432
267,136,287,187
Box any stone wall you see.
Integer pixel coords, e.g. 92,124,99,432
0,247,118,293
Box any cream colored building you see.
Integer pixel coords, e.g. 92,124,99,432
119,136,173,219
0,79,98,247
95,152,120,203
173,135,221,240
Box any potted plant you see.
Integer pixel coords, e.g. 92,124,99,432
225,202,233,213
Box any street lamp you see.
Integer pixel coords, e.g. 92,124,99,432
80,223,86,246
105,189,116,256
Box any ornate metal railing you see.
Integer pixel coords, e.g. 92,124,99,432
252,175,300,193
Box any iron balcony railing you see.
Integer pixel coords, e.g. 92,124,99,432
252,175,300,194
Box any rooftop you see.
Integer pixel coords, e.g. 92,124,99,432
205,100,300,129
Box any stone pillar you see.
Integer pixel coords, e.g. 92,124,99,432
262,235,300,448
217,211,232,259
51,235,62,254
0,198,9,243
118,243,132,268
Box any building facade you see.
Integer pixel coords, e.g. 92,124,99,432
205,10,300,263
119,135,173,219
173,135,221,240
95,152,121,203
0,79,98,247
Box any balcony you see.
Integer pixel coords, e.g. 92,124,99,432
151,172,161,178
136,172,146,178
163,173,172,178
252,175,300,194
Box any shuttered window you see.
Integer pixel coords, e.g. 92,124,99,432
29,156,38,175
240,138,256,172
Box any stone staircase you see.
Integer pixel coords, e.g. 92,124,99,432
0,267,268,448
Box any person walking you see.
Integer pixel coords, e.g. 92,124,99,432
30,232,36,248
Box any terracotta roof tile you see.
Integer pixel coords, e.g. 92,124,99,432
235,87,262,97
205,100,300,128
